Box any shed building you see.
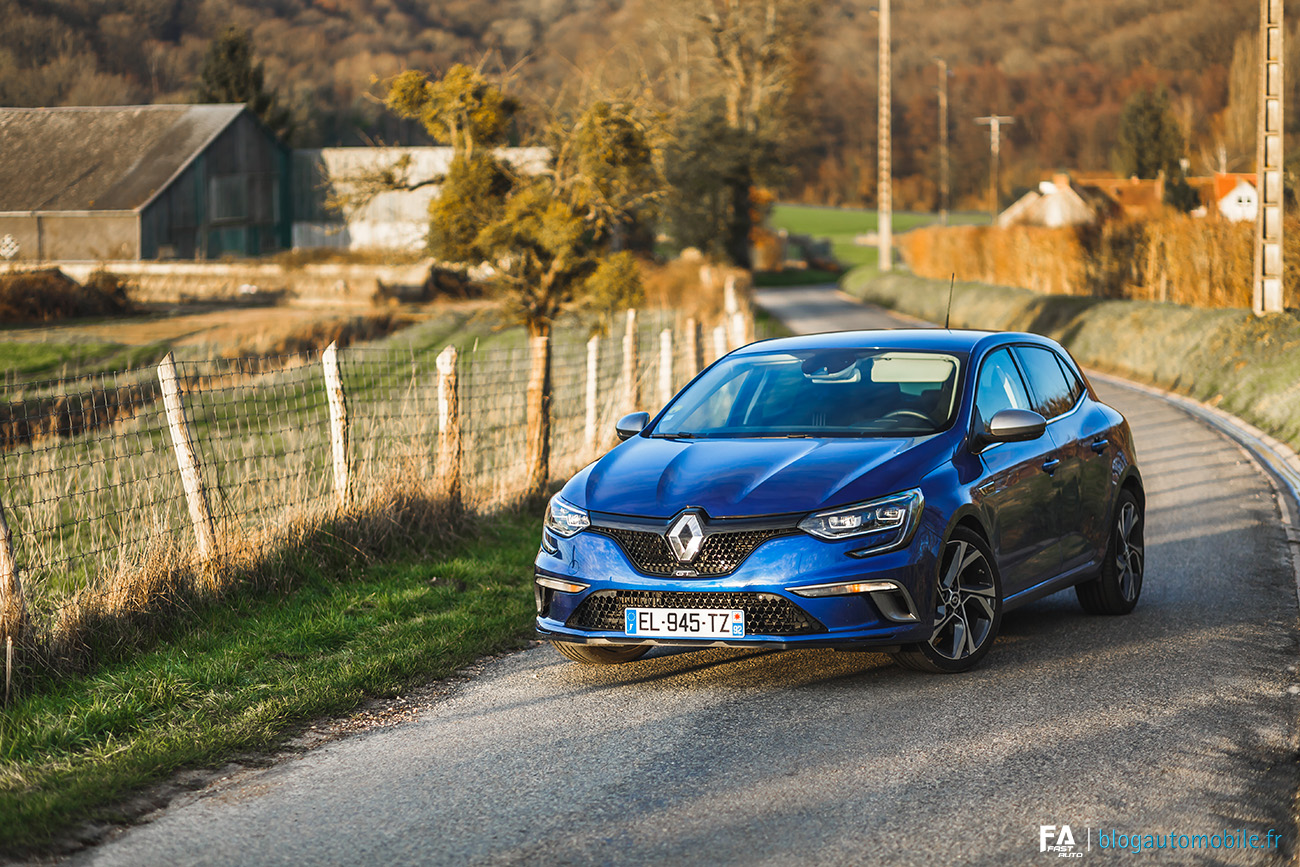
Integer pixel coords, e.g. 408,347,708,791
291,146,550,252
0,104,289,261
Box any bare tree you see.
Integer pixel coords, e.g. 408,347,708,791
695,0,805,137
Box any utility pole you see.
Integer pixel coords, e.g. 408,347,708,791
936,57,950,226
877,0,892,271
1254,0,1285,315
975,114,1014,223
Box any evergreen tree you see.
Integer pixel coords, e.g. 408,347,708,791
195,26,292,141
383,69,659,500
1114,87,1184,179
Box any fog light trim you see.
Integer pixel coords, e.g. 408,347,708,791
790,580,898,598
536,576,589,594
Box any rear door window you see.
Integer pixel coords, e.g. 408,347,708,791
1014,346,1077,420
1055,355,1086,406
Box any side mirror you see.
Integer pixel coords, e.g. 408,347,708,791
615,411,650,441
980,408,1046,445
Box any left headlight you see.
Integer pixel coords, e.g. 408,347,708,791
798,489,924,553
544,494,590,538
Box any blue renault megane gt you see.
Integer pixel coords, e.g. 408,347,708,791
534,329,1144,672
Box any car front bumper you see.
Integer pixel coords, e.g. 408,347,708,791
534,522,941,650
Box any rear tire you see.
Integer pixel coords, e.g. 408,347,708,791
1076,489,1144,615
891,527,1002,673
552,641,651,665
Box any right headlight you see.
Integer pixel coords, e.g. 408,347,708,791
798,489,924,554
544,494,590,538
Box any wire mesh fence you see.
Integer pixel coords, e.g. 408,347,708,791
0,307,761,646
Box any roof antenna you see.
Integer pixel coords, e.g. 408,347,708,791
944,273,956,330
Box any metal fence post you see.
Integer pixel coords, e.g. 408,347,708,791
623,309,639,413
659,328,674,406
0,497,26,646
585,335,599,454
321,342,350,509
436,345,461,506
157,352,217,564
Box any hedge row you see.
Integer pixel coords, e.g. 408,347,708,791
898,216,1300,310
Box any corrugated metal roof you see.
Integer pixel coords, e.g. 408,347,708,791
0,104,245,213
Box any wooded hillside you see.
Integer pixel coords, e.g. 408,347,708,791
0,0,1278,209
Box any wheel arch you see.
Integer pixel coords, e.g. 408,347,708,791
942,504,993,549
1119,467,1145,509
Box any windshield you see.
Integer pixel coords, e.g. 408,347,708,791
650,348,965,438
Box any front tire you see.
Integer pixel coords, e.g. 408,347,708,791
552,641,651,665
892,527,1002,673
1076,489,1144,615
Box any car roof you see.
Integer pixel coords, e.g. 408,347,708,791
735,328,1058,356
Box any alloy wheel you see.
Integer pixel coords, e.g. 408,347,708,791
929,538,998,661
1114,500,1143,603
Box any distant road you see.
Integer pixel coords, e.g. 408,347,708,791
72,286,1298,866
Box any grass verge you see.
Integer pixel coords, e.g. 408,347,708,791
0,340,171,381
0,505,540,856
753,269,841,287
842,267,1300,453
753,305,795,340
768,205,990,268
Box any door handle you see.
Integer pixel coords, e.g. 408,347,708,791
1090,438,1109,454
1041,458,1061,474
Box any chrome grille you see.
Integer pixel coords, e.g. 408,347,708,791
588,526,795,576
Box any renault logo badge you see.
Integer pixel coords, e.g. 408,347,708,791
665,512,705,563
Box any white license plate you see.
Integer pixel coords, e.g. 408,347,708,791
624,608,745,638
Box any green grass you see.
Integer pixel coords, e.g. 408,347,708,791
841,266,1300,453
0,507,541,855
0,338,185,382
753,269,841,287
768,205,989,268
753,305,795,340
0,340,133,379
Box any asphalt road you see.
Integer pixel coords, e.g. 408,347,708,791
70,285,1300,866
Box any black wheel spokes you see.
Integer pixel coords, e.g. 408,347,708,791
930,540,996,661
1115,502,1143,602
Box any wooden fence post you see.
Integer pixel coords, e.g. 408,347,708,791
524,335,552,501
658,328,674,406
0,497,26,647
321,342,350,509
157,352,217,564
685,317,701,380
712,324,728,361
724,274,739,316
585,335,599,454
436,345,461,506
730,311,747,350
622,309,639,413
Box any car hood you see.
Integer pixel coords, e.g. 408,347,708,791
566,434,952,519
